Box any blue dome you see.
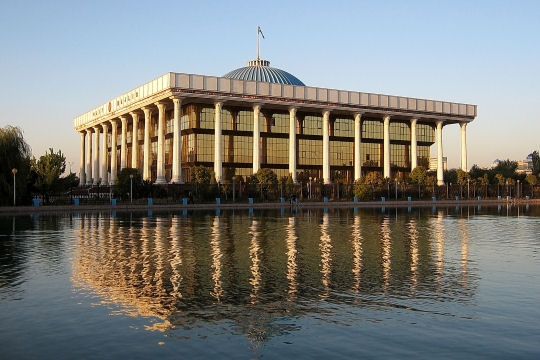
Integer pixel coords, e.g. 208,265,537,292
223,59,305,86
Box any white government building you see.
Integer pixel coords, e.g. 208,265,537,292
73,51,476,187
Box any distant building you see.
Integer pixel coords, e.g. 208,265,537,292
492,155,533,174
517,154,533,174
430,157,447,172
73,47,476,186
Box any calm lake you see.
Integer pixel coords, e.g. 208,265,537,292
1,205,539,359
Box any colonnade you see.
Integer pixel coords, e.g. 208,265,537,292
78,98,469,187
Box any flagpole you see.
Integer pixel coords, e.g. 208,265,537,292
257,26,260,60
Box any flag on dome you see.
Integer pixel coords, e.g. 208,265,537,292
258,26,265,39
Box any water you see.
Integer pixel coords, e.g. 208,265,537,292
1,206,539,359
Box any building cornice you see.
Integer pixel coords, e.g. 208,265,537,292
74,72,477,131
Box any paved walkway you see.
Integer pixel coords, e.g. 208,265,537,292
1,197,538,215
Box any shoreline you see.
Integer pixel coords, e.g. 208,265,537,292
1,197,539,215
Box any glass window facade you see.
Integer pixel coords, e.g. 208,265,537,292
181,105,198,130
390,122,409,141
221,109,233,131
302,115,322,135
299,139,322,165
236,110,254,132
197,134,214,163
172,102,438,181
333,117,353,137
224,135,252,164
182,134,195,162
330,140,353,166
391,144,408,168
165,138,172,165
266,112,289,134
417,123,435,143
200,106,214,129
362,143,381,167
362,120,383,139
265,137,288,165
418,145,431,168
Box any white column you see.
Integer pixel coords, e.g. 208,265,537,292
130,112,139,170
383,115,391,179
101,123,108,185
288,107,297,183
142,107,152,181
460,122,467,171
322,110,330,184
86,129,93,185
214,102,223,183
93,126,100,184
79,131,86,186
354,113,362,181
110,119,118,184
410,118,418,170
436,120,444,185
155,102,167,184
120,116,128,170
253,104,261,174
171,97,183,183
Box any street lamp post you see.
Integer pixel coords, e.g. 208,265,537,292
12,168,17,206
395,180,398,200
232,176,236,203
309,177,312,199
517,180,520,198
467,179,470,199
130,174,133,203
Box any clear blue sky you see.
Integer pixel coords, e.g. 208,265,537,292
1,0,539,173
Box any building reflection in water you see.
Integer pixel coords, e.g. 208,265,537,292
434,211,445,286
210,216,224,302
249,219,262,304
380,217,392,292
71,208,478,342
285,217,299,300
459,218,469,287
407,218,419,290
350,215,363,293
319,213,332,298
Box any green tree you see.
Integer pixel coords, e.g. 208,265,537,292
478,174,490,198
255,168,278,186
116,168,142,200
31,148,68,204
495,173,506,186
190,166,213,200
353,180,371,200
426,175,437,195
0,125,31,205
469,164,487,180
493,159,517,179
444,169,458,185
456,169,470,185
191,165,212,184
525,174,537,198
525,173,538,186
255,168,278,200
364,171,383,186
408,166,427,184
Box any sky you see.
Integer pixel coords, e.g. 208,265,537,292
1,0,539,174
